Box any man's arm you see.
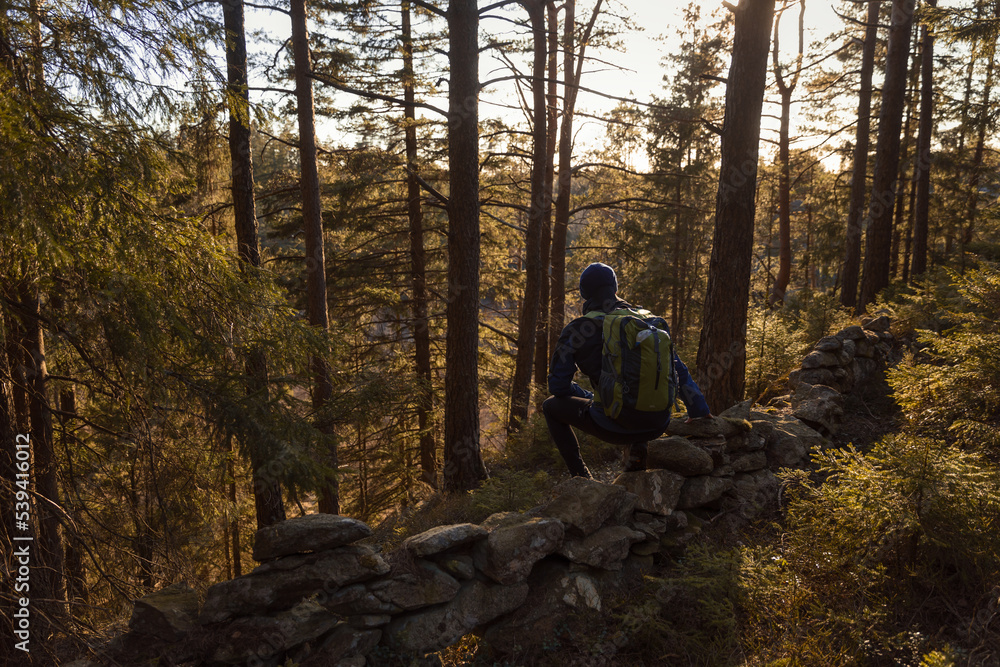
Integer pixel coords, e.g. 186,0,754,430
548,320,593,399
674,355,711,418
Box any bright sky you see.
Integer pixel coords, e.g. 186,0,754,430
247,0,845,163
575,0,840,104
546,0,844,164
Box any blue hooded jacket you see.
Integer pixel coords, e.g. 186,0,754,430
547,290,711,433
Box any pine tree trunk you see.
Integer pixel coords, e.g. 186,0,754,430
770,86,793,306
22,286,65,639
443,0,487,491
222,0,286,528
533,0,559,408
891,43,920,281
291,0,338,515
858,0,916,309
841,0,880,309
402,0,437,488
696,0,775,413
768,0,803,307
910,1,936,279
0,310,17,649
227,435,242,577
549,0,576,358
508,0,547,433
961,43,994,267
549,0,603,357
902,156,918,283
59,388,87,606
672,175,682,339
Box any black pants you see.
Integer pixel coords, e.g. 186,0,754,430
542,395,664,477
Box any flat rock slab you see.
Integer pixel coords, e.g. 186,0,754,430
401,523,486,557
292,625,381,666
863,315,890,332
791,383,844,436
479,561,602,657
835,325,866,341
129,582,199,642
801,350,841,369
719,400,753,422
750,409,827,468
253,514,372,562
541,477,636,536
559,525,645,570
479,517,564,585
613,470,685,516
383,580,529,654
647,436,714,475
434,554,476,581
210,600,340,665
677,475,734,509
200,544,390,624
368,561,460,611
663,415,751,439
730,450,767,474
814,335,843,352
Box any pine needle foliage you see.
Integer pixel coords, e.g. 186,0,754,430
737,265,1000,665
888,265,1000,453
740,435,1000,665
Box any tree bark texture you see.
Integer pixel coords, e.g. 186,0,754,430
548,0,576,359
961,38,994,266
508,0,547,433
696,0,776,413
402,0,437,487
533,0,559,408
910,0,936,280
23,286,64,638
222,0,286,528
443,0,487,491
841,0,880,308
768,0,803,307
892,41,921,282
549,0,603,357
858,0,916,309
291,0,339,515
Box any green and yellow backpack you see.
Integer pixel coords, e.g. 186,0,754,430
584,307,678,428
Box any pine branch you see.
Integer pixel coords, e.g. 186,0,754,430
310,71,447,118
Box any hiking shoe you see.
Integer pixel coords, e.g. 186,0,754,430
623,442,647,472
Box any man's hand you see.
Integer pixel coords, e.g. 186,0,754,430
685,413,713,424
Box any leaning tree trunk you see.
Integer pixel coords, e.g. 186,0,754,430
841,0,880,308
695,0,776,413
443,0,487,492
910,0,936,280
402,0,437,487
508,0,547,433
858,0,916,310
222,0,286,528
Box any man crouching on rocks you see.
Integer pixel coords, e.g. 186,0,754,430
543,262,712,478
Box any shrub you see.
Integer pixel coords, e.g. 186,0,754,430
738,436,1000,664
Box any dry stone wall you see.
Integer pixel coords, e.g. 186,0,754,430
114,317,896,666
